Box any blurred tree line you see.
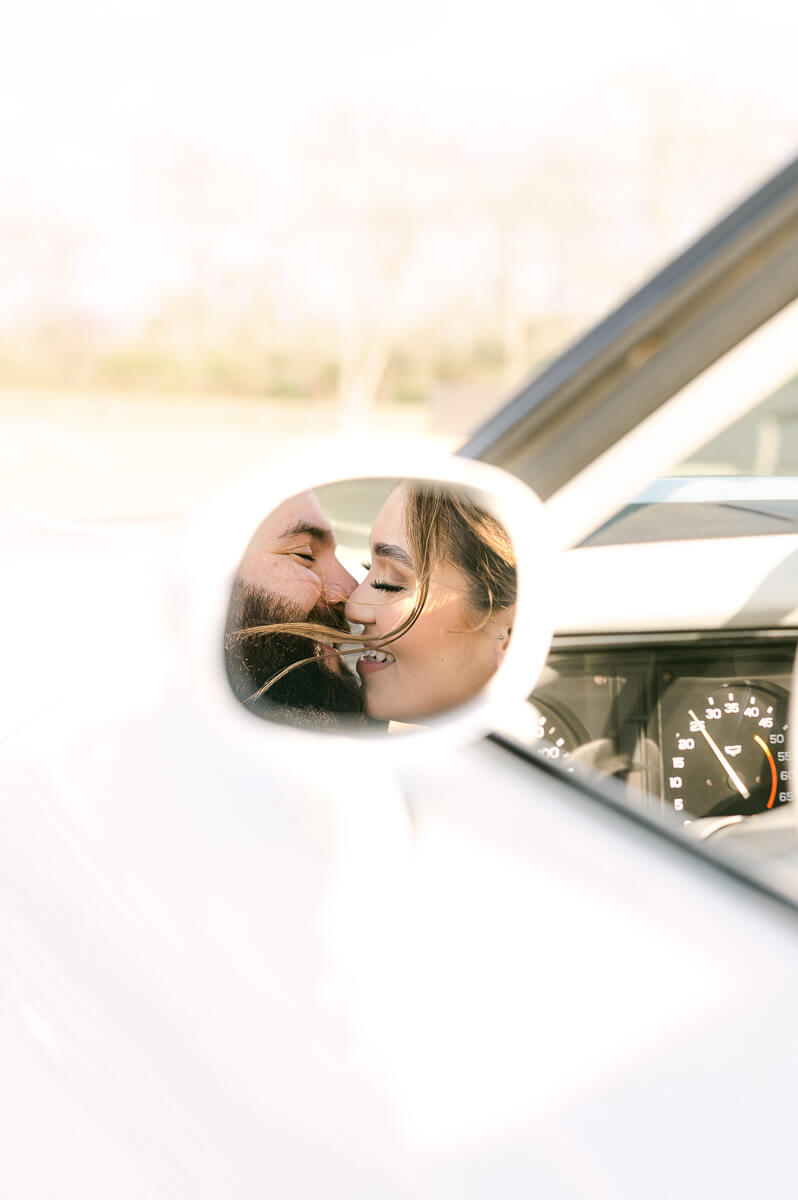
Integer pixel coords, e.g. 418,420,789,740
0,73,793,428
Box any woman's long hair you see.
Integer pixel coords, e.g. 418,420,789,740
225,482,517,702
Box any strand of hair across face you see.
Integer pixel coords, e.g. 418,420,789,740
241,639,374,704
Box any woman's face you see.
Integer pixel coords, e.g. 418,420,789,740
344,486,512,722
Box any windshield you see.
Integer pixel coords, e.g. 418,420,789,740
675,375,798,476
580,372,798,547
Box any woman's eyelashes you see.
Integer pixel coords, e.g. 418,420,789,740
360,561,406,593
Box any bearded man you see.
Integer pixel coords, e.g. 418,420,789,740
224,491,364,727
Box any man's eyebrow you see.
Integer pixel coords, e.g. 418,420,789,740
278,521,334,544
372,541,413,568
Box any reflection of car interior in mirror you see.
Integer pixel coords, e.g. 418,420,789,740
224,477,516,730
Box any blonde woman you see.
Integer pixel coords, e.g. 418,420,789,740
345,482,516,722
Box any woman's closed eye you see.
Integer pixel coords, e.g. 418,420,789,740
361,561,406,593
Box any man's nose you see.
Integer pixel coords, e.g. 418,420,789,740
344,586,376,627
321,559,357,606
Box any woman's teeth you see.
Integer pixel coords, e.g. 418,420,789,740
360,649,395,663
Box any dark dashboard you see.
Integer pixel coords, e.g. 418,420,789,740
529,632,796,828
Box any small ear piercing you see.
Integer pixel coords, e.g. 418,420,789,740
498,634,504,641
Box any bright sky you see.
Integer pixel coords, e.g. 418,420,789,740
2,0,797,324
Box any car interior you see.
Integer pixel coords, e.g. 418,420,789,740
455,156,798,898
512,380,798,890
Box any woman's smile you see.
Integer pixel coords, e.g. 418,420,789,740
356,648,396,676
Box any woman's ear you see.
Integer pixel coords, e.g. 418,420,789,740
492,606,515,669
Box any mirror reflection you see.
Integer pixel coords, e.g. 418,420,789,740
224,478,516,730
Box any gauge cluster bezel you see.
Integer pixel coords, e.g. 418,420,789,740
529,629,797,822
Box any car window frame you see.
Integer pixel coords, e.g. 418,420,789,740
461,155,798,501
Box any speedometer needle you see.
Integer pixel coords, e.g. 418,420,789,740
688,710,751,800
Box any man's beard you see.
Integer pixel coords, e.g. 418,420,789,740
224,580,364,728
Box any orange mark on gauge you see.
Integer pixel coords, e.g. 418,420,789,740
754,735,777,809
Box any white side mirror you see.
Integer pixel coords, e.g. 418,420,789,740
179,440,557,766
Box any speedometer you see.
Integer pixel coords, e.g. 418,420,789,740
527,700,582,772
663,682,791,819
